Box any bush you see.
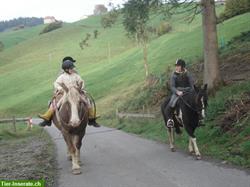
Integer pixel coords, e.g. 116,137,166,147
101,11,119,28
40,21,63,34
157,22,172,36
218,0,250,22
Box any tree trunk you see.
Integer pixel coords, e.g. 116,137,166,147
201,0,222,93
142,43,149,78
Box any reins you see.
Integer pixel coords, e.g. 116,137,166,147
179,92,204,113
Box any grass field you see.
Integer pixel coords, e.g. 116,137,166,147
0,10,249,117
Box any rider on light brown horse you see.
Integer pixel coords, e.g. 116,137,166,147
38,57,100,127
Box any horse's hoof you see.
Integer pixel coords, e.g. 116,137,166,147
196,155,202,160
72,168,81,175
171,147,176,152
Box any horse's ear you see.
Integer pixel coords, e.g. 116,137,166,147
203,84,208,90
58,83,69,93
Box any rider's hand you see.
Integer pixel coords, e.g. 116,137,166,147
176,90,183,96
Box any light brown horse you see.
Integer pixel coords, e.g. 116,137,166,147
52,83,88,175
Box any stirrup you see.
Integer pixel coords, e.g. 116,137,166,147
167,119,174,128
39,120,52,127
88,119,101,127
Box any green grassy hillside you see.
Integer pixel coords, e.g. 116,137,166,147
0,25,46,49
0,11,249,118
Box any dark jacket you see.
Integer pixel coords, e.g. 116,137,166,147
170,70,194,94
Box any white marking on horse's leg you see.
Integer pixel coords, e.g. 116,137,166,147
188,137,194,154
167,129,173,149
70,136,81,174
191,138,201,159
76,148,81,165
168,128,175,151
71,151,80,169
74,136,81,165
178,109,183,121
201,98,205,118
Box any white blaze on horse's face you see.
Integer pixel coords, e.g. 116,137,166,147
201,97,205,118
67,87,81,126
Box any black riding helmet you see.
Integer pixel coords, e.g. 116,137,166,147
175,59,186,68
62,60,75,70
62,56,76,63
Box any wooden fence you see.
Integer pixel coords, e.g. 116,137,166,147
0,117,33,132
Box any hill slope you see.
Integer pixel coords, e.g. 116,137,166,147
0,11,249,118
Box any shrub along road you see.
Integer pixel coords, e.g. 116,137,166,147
32,118,250,187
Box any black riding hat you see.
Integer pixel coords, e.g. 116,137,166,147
62,60,75,70
62,56,76,63
175,59,186,68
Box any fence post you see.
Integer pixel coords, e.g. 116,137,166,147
27,117,33,131
12,116,16,132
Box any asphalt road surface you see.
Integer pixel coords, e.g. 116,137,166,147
34,119,249,187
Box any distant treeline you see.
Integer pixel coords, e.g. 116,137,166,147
0,17,43,32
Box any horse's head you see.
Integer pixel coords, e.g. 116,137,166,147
59,83,87,127
194,84,208,119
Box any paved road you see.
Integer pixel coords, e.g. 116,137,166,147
34,119,250,187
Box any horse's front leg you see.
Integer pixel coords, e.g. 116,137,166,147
191,137,201,160
188,137,195,155
67,147,72,161
167,127,175,152
73,135,82,166
71,136,81,175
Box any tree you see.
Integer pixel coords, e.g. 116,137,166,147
94,4,108,15
101,11,118,28
201,0,222,92
100,3,119,28
40,21,63,34
153,0,223,92
94,30,99,39
79,33,91,50
123,0,151,78
224,0,250,18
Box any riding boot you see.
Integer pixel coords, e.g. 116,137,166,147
38,108,54,127
88,107,101,127
39,120,52,127
88,118,101,127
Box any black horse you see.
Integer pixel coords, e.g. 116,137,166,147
161,84,208,159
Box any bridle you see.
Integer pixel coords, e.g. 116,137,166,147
53,88,88,127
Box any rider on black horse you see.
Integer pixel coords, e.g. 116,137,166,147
161,59,194,128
